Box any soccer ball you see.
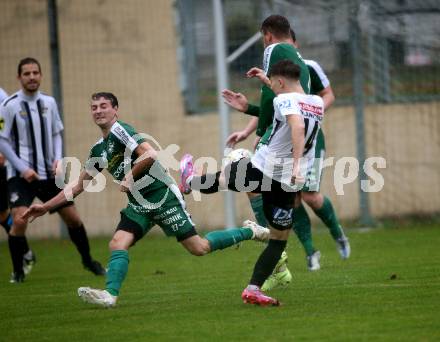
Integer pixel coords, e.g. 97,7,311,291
224,148,253,166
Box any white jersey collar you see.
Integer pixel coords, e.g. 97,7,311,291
18,89,41,102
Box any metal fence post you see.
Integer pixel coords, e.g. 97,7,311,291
213,0,236,228
177,0,199,113
47,0,68,237
350,0,374,226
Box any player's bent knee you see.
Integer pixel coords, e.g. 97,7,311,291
181,236,210,256
303,192,323,209
109,231,134,250
109,239,122,251
109,237,126,250
0,211,9,223
12,216,27,229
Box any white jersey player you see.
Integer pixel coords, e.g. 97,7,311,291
0,88,64,179
252,91,323,189
0,57,105,283
179,59,325,306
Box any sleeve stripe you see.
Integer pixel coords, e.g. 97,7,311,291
111,122,139,152
12,116,20,177
3,94,18,107
305,60,330,88
263,43,279,74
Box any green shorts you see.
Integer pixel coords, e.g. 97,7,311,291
118,183,196,242
303,129,326,192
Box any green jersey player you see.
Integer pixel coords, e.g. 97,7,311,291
22,92,270,308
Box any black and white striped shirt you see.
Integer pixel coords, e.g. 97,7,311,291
0,90,64,179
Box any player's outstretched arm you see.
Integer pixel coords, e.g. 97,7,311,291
221,89,249,113
22,170,92,222
226,131,246,148
226,117,258,148
21,204,47,223
246,67,270,86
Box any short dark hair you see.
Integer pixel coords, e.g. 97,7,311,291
91,92,119,108
268,60,301,80
261,15,291,38
17,57,41,75
289,29,296,42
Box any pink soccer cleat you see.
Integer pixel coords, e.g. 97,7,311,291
179,153,195,194
241,287,281,306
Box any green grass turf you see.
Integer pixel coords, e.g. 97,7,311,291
1,225,439,341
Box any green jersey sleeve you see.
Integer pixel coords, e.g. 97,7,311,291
308,65,325,95
256,85,276,137
305,59,330,96
244,103,260,117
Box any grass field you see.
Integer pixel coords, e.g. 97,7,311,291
1,224,439,341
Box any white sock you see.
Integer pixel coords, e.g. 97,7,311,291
246,284,260,291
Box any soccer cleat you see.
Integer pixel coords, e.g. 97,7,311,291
23,249,36,275
307,250,321,271
243,220,270,242
274,251,288,273
9,271,25,283
83,260,106,276
241,287,280,306
179,153,195,194
261,251,292,291
261,269,292,292
78,287,117,308
337,236,351,259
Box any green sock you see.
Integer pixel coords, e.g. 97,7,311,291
314,196,343,240
292,204,315,256
205,227,253,252
249,195,268,227
106,250,129,296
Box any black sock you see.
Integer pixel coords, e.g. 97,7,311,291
2,215,31,253
0,214,12,233
250,239,287,287
8,235,26,275
67,224,92,265
190,172,221,194
23,237,30,254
